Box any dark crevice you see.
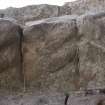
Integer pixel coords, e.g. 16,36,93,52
18,26,25,90
57,6,61,17
92,12,105,20
73,46,80,77
19,26,26,91
73,19,81,90
0,13,4,18
71,19,80,77
64,93,69,105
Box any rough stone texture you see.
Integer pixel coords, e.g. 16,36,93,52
0,92,65,105
68,95,105,105
0,5,59,25
65,0,105,15
0,91,105,105
0,0,105,94
1,0,105,24
0,4,71,25
77,12,105,89
23,15,79,91
1,0,105,104
0,19,23,90
23,11,105,91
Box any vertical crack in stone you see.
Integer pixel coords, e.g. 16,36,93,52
18,26,26,91
74,47,80,77
57,6,60,16
64,93,69,105
73,19,80,90
74,19,80,77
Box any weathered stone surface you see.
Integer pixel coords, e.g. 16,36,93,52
0,91,105,105
0,5,59,25
23,12,105,91
68,95,105,105
0,0,105,93
65,0,105,15
23,15,79,91
76,12,105,89
0,4,71,25
0,19,23,90
0,92,64,105
1,0,105,25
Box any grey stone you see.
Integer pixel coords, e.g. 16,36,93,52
0,19,23,90
23,15,79,91
0,4,72,25
64,0,105,15
23,12,105,91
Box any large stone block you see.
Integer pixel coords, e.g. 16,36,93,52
23,16,79,91
23,13,105,91
77,13,105,89
0,19,23,90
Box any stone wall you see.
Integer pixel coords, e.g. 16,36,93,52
1,0,105,92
